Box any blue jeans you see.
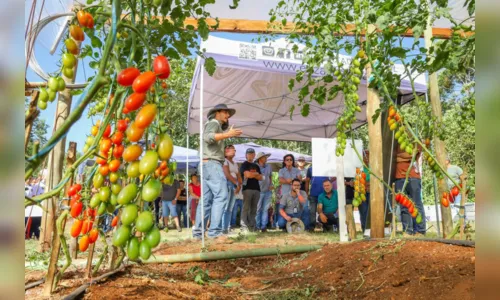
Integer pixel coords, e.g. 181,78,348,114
309,196,318,228
256,191,272,230
359,193,370,232
222,182,237,231
231,199,243,226
193,161,228,239
162,200,177,217
277,207,310,229
395,178,426,235
176,201,188,228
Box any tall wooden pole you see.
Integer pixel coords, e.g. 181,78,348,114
424,12,453,238
366,24,385,238
459,172,467,239
25,91,40,152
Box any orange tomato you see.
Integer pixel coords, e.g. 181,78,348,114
122,144,143,162
96,151,108,165
85,12,94,29
111,131,124,145
88,228,99,244
91,125,99,136
111,215,119,227
154,168,161,178
103,124,112,138
80,220,91,235
160,161,167,170
69,25,84,41
79,235,90,251
132,71,157,93
99,164,110,176
70,219,83,238
135,104,157,129
113,144,125,159
388,107,396,117
161,81,167,89
161,168,169,177
77,11,89,27
109,159,121,172
100,138,112,153
125,121,145,142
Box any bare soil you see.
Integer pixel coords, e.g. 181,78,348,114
25,234,475,299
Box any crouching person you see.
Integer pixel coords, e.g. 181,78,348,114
318,179,339,231
277,179,310,230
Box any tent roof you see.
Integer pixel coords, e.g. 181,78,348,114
187,36,427,142
232,142,311,164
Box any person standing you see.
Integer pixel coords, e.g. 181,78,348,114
193,104,242,240
394,143,426,236
277,179,310,229
240,148,263,233
358,150,371,232
176,179,188,228
445,157,465,222
231,187,244,228
255,152,273,232
161,179,182,232
222,145,242,234
317,179,339,231
297,156,308,191
188,173,201,228
278,154,302,199
305,166,333,230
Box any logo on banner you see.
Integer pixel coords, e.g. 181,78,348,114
239,43,257,60
262,46,275,57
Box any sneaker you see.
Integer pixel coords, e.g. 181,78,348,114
177,226,182,232
261,228,267,233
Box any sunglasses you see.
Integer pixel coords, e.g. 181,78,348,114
285,159,293,161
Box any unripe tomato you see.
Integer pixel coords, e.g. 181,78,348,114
153,55,171,79
91,125,99,136
93,173,105,189
47,88,57,102
100,138,112,153
109,159,121,172
113,144,125,159
89,194,101,209
139,240,152,260
97,201,107,215
132,71,157,93
70,201,83,218
142,179,162,202
79,235,90,251
126,122,145,142
62,53,76,68
136,211,154,232
99,186,111,202
38,101,47,110
70,219,83,237
117,67,141,87
109,172,119,183
117,183,138,205
111,215,119,227
126,161,141,178
135,104,157,129
65,38,79,55
62,67,74,78
121,204,138,226
139,151,159,175
157,133,174,161
99,164,110,176
116,119,128,132
124,93,146,112
111,183,122,195
69,25,84,41
123,144,143,162
103,124,112,138
111,131,124,145
112,225,131,247
145,227,161,248
127,236,140,260
88,228,99,243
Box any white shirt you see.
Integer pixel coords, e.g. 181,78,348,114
224,158,239,183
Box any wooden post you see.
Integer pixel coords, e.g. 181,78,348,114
39,43,80,252
424,13,453,237
366,25,385,239
459,172,467,239
391,183,396,239
43,142,77,296
86,243,96,278
345,204,356,241
25,91,40,152
336,154,348,242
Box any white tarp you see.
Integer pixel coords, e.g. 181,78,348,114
187,35,427,142
311,138,363,178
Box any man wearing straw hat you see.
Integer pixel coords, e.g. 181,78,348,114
192,104,243,241
255,152,273,232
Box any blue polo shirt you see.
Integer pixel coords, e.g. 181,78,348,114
306,167,329,197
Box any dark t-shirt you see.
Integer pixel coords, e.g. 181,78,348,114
345,177,354,205
162,180,180,201
240,161,261,191
178,188,187,203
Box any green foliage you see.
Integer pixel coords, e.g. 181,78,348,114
187,266,211,285
25,98,49,170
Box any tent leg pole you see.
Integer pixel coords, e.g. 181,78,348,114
336,154,348,242
200,61,205,249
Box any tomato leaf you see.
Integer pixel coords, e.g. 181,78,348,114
389,47,407,59
301,103,310,117
197,18,210,40
289,104,295,119
91,36,102,48
229,0,240,9
204,57,217,76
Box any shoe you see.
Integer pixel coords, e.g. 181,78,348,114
414,232,425,238
261,228,267,233
177,226,182,232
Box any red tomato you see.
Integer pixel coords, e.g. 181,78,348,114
395,193,402,203
111,215,119,227
161,81,167,89
122,107,130,115
151,143,155,149
71,193,82,203
103,124,112,138
124,93,146,112
68,185,78,197
441,197,450,207
109,159,121,172
451,186,460,197
69,25,84,41
135,104,157,129
85,13,94,29
88,228,99,244
99,164,110,176
117,67,141,87
448,192,455,203
96,151,108,165
113,144,125,159
100,138,112,153
79,235,90,251
153,56,171,79
125,121,145,142
160,161,167,170
70,201,83,218
81,220,91,235
77,11,89,27
70,219,83,237
111,131,124,145
132,71,157,93
116,119,128,132
408,205,414,214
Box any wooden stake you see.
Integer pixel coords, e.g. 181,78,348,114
345,204,356,241
366,25,385,239
391,183,396,239
25,91,39,152
424,13,454,238
459,172,467,239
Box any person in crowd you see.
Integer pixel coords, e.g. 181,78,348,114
193,104,242,240
317,179,339,231
359,150,371,232
255,152,273,232
395,142,426,236
153,196,162,226
279,154,302,200
189,173,201,228
222,145,242,234
445,156,465,221
176,179,188,228
305,166,334,230
231,187,244,228
296,156,308,191
240,148,263,232
277,179,310,230
267,205,274,229
162,178,182,232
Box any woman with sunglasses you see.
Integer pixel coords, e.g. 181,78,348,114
278,154,305,227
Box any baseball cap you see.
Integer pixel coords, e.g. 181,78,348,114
246,148,255,154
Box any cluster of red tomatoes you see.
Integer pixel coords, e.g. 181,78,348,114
395,193,423,224
441,185,461,207
68,183,99,252
352,168,367,207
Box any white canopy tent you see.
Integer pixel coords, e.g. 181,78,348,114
187,35,427,141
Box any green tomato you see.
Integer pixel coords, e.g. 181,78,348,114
353,59,360,67
352,199,360,207
62,53,76,68
139,150,159,175
139,240,152,260
39,88,49,102
97,201,107,215
144,0,152,4
110,193,118,206
111,183,122,195
395,131,402,139
86,136,94,145
127,237,140,260
157,133,174,161
56,77,66,91
153,0,162,7
121,204,138,226
142,179,162,202
82,144,89,154
93,173,105,189
351,76,360,85
415,213,423,224
48,77,59,91
117,183,138,205
405,145,413,155
145,227,161,248
353,67,362,75
136,211,154,233
38,101,47,110
62,67,74,78
127,161,141,178
107,202,116,213
47,88,57,102
112,225,131,247
89,193,101,208
99,186,111,202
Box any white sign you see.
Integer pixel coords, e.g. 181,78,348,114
312,138,364,177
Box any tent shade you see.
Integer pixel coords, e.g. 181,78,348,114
232,142,311,164
188,36,427,142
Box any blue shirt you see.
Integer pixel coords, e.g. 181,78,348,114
278,167,301,196
258,163,273,191
307,167,330,197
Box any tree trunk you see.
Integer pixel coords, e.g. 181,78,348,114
25,91,40,151
424,15,453,238
345,204,356,241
